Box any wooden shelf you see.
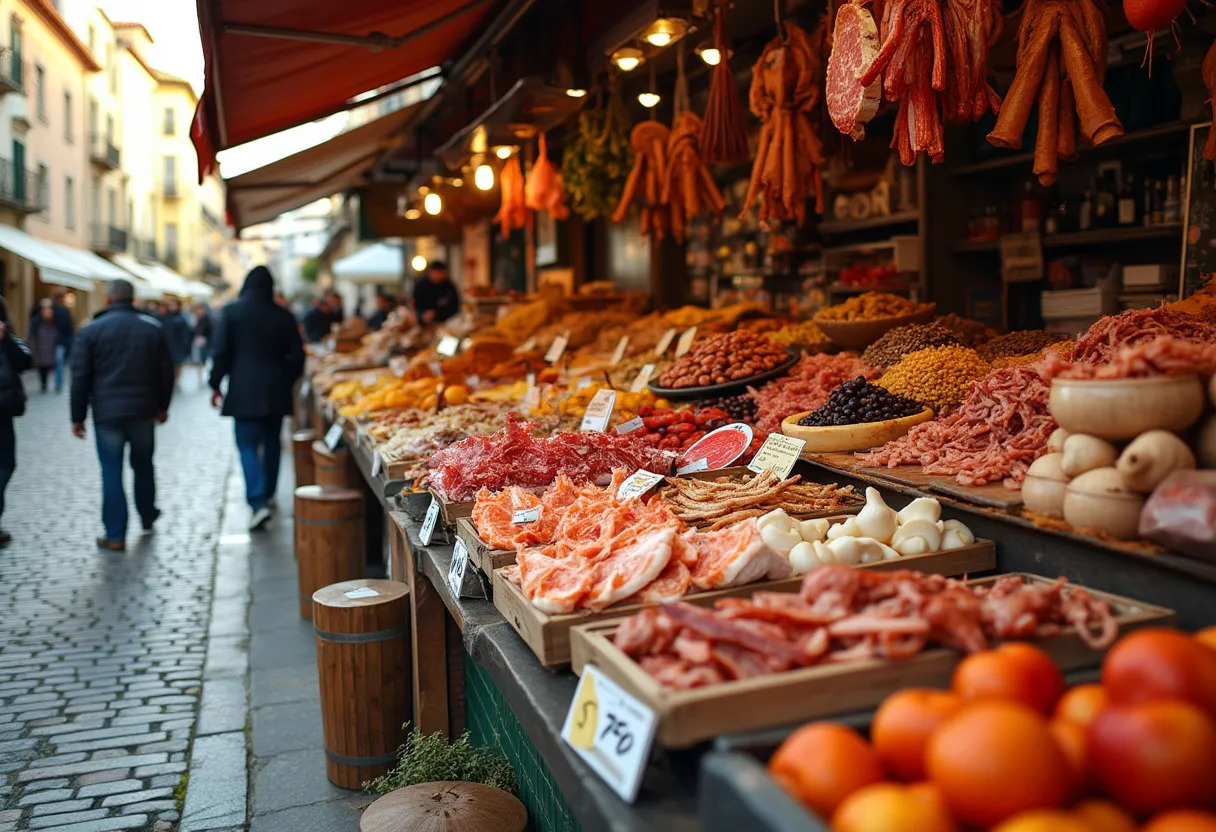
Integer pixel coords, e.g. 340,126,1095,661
950,121,1195,176
818,210,919,234
951,223,1183,254
826,282,911,295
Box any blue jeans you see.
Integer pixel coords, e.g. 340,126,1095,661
54,344,66,391
95,419,156,541
235,417,283,510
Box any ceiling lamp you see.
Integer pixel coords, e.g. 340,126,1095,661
451,177,464,187
474,163,495,191
411,255,427,272
696,43,730,66
638,91,660,108
493,145,514,160
612,47,644,72
423,192,443,216
404,208,423,220
565,88,588,98
642,17,688,48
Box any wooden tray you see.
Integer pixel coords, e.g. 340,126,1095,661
781,408,935,453
456,517,516,576
494,542,996,669
429,487,475,524
810,452,1025,514
569,574,1174,748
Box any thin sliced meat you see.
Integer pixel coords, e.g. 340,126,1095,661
631,559,692,606
586,526,676,611
688,519,792,591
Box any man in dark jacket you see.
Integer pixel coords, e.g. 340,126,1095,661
301,292,343,343
0,294,32,547
160,299,194,384
209,266,305,530
366,292,394,331
71,279,174,551
50,290,74,392
412,260,460,325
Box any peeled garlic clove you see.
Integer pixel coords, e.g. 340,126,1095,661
855,538,888,564
826,536,865,566
856,487,899,544
760,524,802,556
891,519,943,556
827,517,862,540
789,541,821,575
896,497,941,526
799,518,830,543
940,519,975,550
878,542,901,560
812,540,836,565
757,508,794,534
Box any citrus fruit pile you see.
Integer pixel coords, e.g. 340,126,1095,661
769,626,1216,831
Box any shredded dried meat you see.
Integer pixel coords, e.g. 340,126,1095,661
1042,335,1216,380
1068,307,1216,365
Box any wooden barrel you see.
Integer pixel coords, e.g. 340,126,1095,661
294,486,364,620
292,430,317,488
312,440,357,489
359,782,526,832
314,579,411,790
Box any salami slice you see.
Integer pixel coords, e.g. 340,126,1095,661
826,2,882,140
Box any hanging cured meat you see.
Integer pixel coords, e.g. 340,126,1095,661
662,111,727,242
942,0,1003,122
524,133,570,220
740,21,827,226
825,2,882,140
1204,42,1216,162
988,0,1122,185
700,3,750,165
613,121,672,238
493,155,527,239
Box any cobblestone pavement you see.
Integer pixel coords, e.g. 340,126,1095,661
0,376,233,832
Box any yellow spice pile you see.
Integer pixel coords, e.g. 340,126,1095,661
877,345,991,412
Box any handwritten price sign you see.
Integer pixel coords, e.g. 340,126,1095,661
561,665,658,802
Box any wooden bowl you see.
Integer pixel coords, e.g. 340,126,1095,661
813,305,937,351
1049,375,1206,441
781,407,935,453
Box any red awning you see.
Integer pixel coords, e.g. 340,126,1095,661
192,0,495,181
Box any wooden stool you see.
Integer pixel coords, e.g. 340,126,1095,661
312,440,357,489
294,486,364,620
292,430,317,488
314,579,411,790
359,781,526,832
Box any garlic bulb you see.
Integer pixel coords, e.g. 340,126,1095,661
757,508,794,534
760,523,802,556
825,536,865,566
855,487,899,544
854,538,890,564
896,497,941,526
890,519,943,556
827,516,863,540
789,541,822,575
799,518,830,543
940,519,975,550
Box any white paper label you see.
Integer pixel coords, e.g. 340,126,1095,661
324,424,343,451
437,335,461,357
675,327,697,358
512,506,541,525
362,373,378,387
611,336,630,366
420,498,440,546
344,586,380,600
747,434,806,480
676,457,709,475
617,469,666,501
615,416,644,435
389,356,407,377
577,376,594,390
371,452,384,477
629,364,655,394
544,335,569,364
514,336,538,354
448,538,469,595
524,373,540,410
654,328,678,356
561,664,659,803
580,389,617,433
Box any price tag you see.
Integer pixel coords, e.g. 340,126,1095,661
611,336,630,366
437,334,461,357
617,469,666,501
448,538,469,595
344,586,380,600
747,434,806,479
420,498,440,546
674,326,697,358
544,334,569,364
524,373,540,410
362,373,379,387
389,356,407,377
577,376,594,390
512,506,541,525
514,336,538,354
300,377,312,398
999,232,1044,284
654,328,678,356
676,457,709,475
629,364,655,394
615,416,644,435
324,423,343,451
460,337,473,353
561,664,658,803
371,452,384,477
580,389,617,432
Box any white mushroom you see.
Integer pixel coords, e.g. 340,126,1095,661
826,516,863,540
798,518,831,543
854,538,890,564
825,536,865,566
896,497,941,526
890,519,943,556
855,487,899,544
760,523,803,557
940,519,975,550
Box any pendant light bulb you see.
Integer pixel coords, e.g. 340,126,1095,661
638,91,660,109
565,88,587,98
411,255,427,272
494,145,512,160
423,192,442,216
474,164,495,191
611,47,643,72
404,208,422,220
698,46,722,66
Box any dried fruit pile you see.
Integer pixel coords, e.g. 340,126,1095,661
656,331,788,390
798,377,924,426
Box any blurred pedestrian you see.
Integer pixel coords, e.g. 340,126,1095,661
366,292,394,330
301,292,343,343
28,300,59,393
160,299,194,384
49,290,74,390
209,266,305,531
193,304,214,382
71,279,174,552
0,294,32,547
412,260,460,325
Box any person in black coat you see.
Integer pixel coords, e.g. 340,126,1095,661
209,266,305,530
71,279,174,551
0,294,32,547
160,299,194,382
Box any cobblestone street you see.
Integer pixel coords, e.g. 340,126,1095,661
0,376,232,832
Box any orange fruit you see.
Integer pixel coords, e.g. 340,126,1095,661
871,689,964,781
769,722,885,818
1141,810,1216,832
1050,718,1088,796
926,701,1072,828
1102,628,1216,717
1195,628,1216,653
831,782,957,832
989,809,1096,832
1087,700,1216,815
1055,684,1110,728
951,643,1065,714
1072,799,1137,832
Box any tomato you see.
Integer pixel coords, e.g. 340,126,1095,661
951,643,1065,714
1086,700,1216,815
769,723,885,819
1102,628,1216,717
871,689,963,781
831,782,957,832
1055,684,1109,728
1141,810,1216,832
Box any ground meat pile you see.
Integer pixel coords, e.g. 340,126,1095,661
1042,335,1216,380
978,330,1068,362
861,323,962,369
426,414,670,500
858,366,1055,489
1069,307,1216,365
798,377,924,426
748,353,878,433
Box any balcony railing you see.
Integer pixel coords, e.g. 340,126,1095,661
0,47,25,95
90,223,128,254
162,180,180,199
0,159,42,213
133,237,156,261
89,132,120,169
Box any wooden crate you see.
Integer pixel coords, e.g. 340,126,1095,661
663,466,864,526
494,542,997,668
429,487,475,524
569,574,1174,748
456,517,516,576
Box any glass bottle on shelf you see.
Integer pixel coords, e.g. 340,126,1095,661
1152,180,1166,225
1020,180,1042,233
1164,175,1181,223
1143,177,1155,226
1094,171,1116,229
1078,184,1094,231
1043,189,1061,235
1117,175,1137,226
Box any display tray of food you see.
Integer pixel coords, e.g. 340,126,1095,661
569,571,1173,748
813,294,937,351
810,451,1026,513
782,409,935,454
456,517,517,577
648,332,800,400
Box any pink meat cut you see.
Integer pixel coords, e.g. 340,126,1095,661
826,2,882,140
678,424,753,471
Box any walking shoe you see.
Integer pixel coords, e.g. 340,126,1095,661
266,496,277,512
0,530,11,547
96,537,126,552
142,508,162,533
248,507,272,531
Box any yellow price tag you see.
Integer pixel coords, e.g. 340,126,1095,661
568,672,599,751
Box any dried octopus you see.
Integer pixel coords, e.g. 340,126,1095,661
613,121,671,238
662,111,727,243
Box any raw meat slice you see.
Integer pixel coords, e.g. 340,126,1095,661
677,423,753,472
688,520,792,591
471,487,543,550
826,2,882,140
586,526,677,611
517,548,594,614
631,560,692,605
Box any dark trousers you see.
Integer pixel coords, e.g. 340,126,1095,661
235,417,283,511
0,416,13,521
95,419,156,541
37,367,51,391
